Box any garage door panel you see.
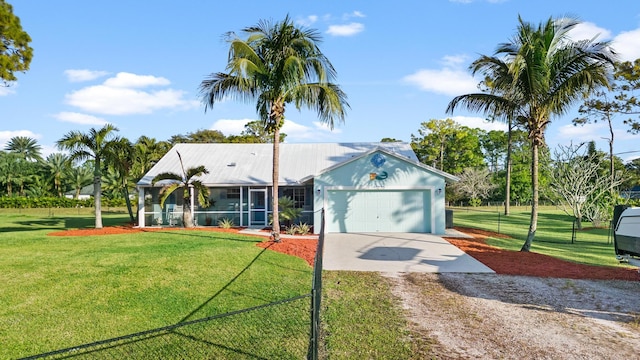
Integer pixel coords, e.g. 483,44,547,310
326,190,431,233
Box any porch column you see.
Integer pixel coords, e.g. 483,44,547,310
189,184,195,226
137,187,145,227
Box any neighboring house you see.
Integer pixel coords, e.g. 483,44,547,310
64,184,93,200
136,142,458,234
621,185,640,200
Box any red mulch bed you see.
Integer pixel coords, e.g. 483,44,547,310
447,227,640,281
47,225,639,280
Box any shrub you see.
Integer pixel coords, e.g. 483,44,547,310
218,218,234,229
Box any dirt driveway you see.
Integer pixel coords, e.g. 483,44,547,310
387,273,640,359
383,232,640,360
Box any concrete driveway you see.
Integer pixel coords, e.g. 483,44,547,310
323,232,494,273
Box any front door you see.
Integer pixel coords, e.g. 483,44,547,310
249,189,267,227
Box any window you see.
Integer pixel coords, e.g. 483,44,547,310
283,188,306,208
227,188,240,199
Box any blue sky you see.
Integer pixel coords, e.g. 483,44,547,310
3,0,640,161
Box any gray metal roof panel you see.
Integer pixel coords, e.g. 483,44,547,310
137,142,421,186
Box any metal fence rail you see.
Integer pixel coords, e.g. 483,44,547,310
21,211,328,360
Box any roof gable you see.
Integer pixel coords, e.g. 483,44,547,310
303,147,459,183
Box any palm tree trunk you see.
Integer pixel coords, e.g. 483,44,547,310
521,142,538,251
122,179,135,223
271,126,281,242
505,120,512,216
94,160,103,229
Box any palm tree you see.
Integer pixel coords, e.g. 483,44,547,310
446,16,615,251
199,15,349,241
107,138,136,223
132,136,170,181
68,164,93,199
152,151,210,228
45,153,70,197
57,124,120,229
5,136,43,162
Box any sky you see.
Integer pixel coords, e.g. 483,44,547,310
3,0,640,162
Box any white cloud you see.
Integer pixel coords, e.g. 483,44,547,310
556,122,607,142
210,119,253,135
297,15,318,27
326,23,364,37
404,68,478,96
0,130,42,149
0,85,16,96
450,116,508,132
64,72,198,115
53,112,108,125
64,69,109,82
209,118,339,141
103,72,170,88
569,22,612,41
613,28,640,62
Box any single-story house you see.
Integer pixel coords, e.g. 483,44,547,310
136,142,458,234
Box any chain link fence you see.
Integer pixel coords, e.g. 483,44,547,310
20,211,328,360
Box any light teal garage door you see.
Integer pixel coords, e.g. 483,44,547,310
326,190,431,233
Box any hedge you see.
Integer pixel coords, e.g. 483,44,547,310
0,197,129,209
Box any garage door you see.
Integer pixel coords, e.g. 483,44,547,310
325,189,431,233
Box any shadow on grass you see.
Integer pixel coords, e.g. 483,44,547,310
177,244,272,323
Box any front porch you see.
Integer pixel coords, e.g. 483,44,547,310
137,185,314,228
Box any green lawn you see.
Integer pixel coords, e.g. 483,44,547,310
321,271,433,359
0,209,312,359
450,205,631,268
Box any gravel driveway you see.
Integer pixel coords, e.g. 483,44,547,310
388,272,640,359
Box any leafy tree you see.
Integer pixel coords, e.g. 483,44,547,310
0,0,33,85
199,15,349,241
479,130,508,173
235,120,287,143
381,137,402,142
0,151,18,195
446,16,615,251
44,153,70,197
152,151,210,228
4,136,42,162
169,129,227,145
410,119,485,174
573,59,640,192
614,59,640,132
451,168,496,206
57,124,121,229
548,143,623,229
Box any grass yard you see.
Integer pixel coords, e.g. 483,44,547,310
321,271,433,359
450,205,629,268
0,209,312,359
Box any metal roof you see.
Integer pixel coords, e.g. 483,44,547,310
137,142,426,186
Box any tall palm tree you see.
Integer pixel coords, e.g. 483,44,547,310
446,16,615,251
152,151,210,228
199,15,349,241
45,153,70,197
5,136,43,162
57,124,120,229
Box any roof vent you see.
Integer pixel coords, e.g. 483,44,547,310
227,162,236,167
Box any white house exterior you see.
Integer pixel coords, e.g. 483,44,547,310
136,142,458,234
